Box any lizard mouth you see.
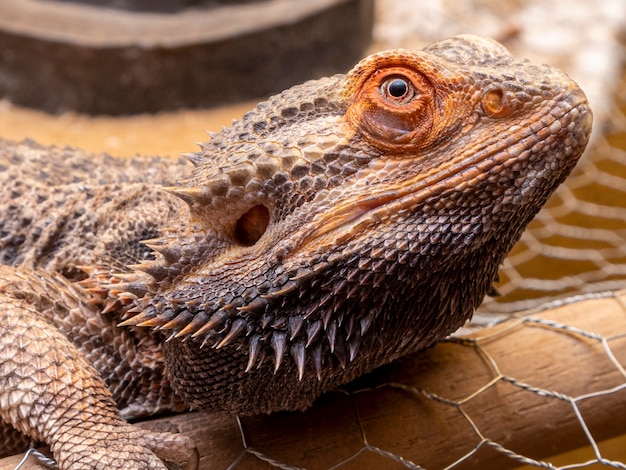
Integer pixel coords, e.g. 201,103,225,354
302,95,591,253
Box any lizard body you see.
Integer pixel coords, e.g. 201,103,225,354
0,35,591,468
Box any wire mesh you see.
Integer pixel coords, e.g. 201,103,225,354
161,291,626,470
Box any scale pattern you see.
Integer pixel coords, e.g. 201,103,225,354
0,35,591,468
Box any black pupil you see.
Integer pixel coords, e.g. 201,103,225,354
387,79,408,98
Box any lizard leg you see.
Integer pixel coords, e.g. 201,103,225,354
0,285,195,469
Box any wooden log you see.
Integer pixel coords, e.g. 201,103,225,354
2,290,626,469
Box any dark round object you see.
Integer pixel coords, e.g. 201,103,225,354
387,79,409,98
0,0,373,115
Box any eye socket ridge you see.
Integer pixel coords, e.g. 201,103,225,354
345,65,436,152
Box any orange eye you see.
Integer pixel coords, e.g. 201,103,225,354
346,66,436,152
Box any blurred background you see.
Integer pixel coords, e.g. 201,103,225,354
1,1,625,469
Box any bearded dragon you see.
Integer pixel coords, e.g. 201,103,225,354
0,35,592,469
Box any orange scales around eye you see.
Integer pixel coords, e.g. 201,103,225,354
344,55,437,153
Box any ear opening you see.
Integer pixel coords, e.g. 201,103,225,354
234,205,270,246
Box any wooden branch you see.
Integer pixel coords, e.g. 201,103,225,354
3,290,626,469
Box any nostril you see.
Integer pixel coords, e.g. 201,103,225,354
235,205,270,246
481,88,513,118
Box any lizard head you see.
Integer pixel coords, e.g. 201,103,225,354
123,35,592,407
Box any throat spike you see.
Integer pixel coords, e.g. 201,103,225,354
162,309,193,331
305,320,322,348
288,315,305,340
215,319,246,349
192,311,228,338
271,332,287,373
245,334,262,373
311,344,323,381
290,342,306,381
360,312,375,336
348,334,362,362
326,321,337,353
118,310,154,327
333,334,347,369
131,262,170,282
175,313,208,338
101,299,120,314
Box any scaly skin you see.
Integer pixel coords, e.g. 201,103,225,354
0,35,592,468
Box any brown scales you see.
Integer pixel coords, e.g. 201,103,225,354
0,35,592,469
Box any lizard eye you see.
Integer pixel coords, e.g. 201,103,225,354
380,76,415,103
346,66,436,151
235,205,270,246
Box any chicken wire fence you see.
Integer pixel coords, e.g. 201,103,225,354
218,291,626,470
